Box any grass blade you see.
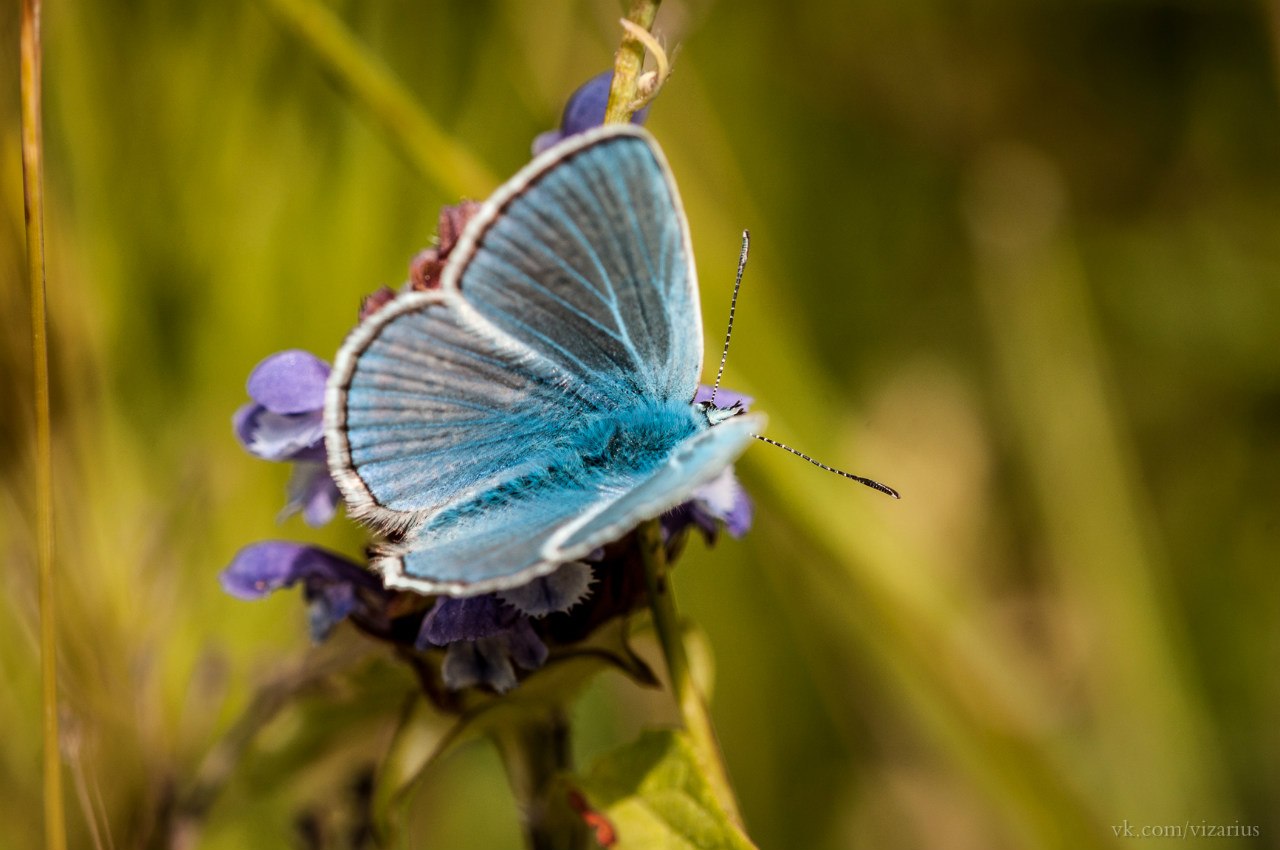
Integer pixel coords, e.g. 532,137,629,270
256,0,498,197
20,1,67,848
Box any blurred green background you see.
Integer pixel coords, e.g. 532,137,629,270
3,1,1279,847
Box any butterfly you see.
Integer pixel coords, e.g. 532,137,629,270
323,124,764,596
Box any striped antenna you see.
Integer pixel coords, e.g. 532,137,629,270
707,231,898,499
710,230,750,406
753,434,901,499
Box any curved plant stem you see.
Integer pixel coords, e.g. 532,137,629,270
256,0,498,198
605,1,744,828
604,0,663,123
20,2,66,849
491,707,587,850
635,519,743,826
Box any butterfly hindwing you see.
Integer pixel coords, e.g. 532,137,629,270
378,412,764,595
547,413,763,557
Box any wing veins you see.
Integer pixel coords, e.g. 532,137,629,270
512,187,649,375
475,246,627,345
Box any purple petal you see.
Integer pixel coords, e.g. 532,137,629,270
246,350,330,414
234,402,326,463
283,462,342,527
307,582,357,641
244,410,324,461
693,468,754,538
532,71,651,155
220,541,372,600
442,639,518,693
561,70,650,136
498,561,595,617
531,130,565,156
560,71,613,135
694,384,753,411
720,488,753,538
221,541,312,599
662,502,719,544
501,619,549,672
439,623,549,693
416,594,518,648
302,477,342,527
233,402,261,449
662,467,754,543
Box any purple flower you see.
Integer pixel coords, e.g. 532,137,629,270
221,541,382,641
416,594,519,647
412,560,600,693
234,350,342,526
441,619,549,694
416,594,552,693
692,383,753,411
532,70,652,155
664,467,754,543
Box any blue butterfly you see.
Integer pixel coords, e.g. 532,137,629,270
324,125,763,596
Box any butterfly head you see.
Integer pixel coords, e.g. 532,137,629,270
695,398,746,427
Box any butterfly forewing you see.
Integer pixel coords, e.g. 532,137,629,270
443,127,702,406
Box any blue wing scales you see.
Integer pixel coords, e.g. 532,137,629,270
326,126,752,594
377,413,764,595
548,414,762,556
442,129,702,405
326,292,596,525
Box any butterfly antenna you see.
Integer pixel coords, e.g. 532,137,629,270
710,230,750,407
753,434,901,499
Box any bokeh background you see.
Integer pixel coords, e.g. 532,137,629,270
3,1,1278,848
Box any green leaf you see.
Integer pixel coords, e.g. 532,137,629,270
576,729,757,850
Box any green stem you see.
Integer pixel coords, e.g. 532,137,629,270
20,2,66,850
636,519,743,826
605,0,743,826
491,708,588,850
604,0,662,124
256,0,498,198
